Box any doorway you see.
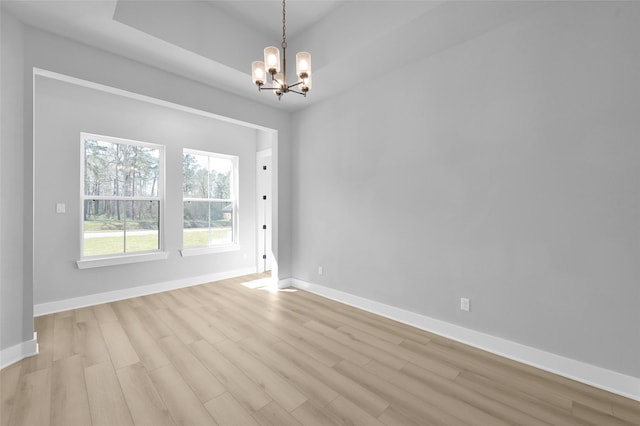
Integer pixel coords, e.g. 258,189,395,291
256,149,272,273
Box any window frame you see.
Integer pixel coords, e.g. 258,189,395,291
181,148,239,256
77,132,167,268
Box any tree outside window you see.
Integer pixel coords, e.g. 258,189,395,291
81,133,163,257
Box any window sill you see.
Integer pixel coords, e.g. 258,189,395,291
180,244,239,257
76,251,169,269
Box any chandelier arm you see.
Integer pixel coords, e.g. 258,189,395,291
288,81,304,88
288,89,306,96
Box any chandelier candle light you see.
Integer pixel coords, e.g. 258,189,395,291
251,0,312,100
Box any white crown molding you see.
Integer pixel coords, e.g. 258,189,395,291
0,333,39,370
34,267,256,317
289,278,640,401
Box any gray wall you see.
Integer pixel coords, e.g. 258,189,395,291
1,19,292,352
291,2,640,377
22,27,293,286
34,77,258,303
1,9,32,351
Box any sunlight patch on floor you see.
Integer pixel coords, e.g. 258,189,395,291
242,277,298,293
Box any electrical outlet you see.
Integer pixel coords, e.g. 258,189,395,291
56,203,66,214
460,297,470,312
318,266,323,276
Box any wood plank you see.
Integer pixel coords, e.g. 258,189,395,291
54,310,73,319
460,342,637,413
174,306,226,344
290,401,340,426
154,308,201,344
111,300,140,325
52,316,75,361
157,335,225,403
340,325,461,380
334,359,466,426
73,307,96,323
92,303,118,323
189,340,272,412
116,363,175,426
278,291,334,314
402,361,548,426
455,370,592,426
99,320,140,369
215,339,307,412
304,320,406,370
363,360,513,426
240,337,339,407
324,396,387,426
280,319,371,367
158,292,189,310
50,355,92,426
85,362,134,426
612,401,640,425
252,401,302,426
169,288,204,308
334,306,431,345
271,341,389,417
73,319,110,368
193,306,245,341
10,368,51,426
127,295,146,308
0,363,22,426
139,293,169,311
572,402,636,426
257,320,343,367
410,340,575,411
148,364,216,426
131,304,173,340
121,320,170,371
204,392,260,426
293,289,347,311
216,303,272,338
378,405,425,426
313,308,404,344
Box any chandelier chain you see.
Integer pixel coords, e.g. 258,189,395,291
281,0,287,49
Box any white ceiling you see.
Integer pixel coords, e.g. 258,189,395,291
2,0,549,111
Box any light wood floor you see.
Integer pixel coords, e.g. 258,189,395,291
1,273,638,426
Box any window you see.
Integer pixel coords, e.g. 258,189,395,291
183,149,237,250
81,133,163,258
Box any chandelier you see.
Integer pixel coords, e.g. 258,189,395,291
251,0,312,100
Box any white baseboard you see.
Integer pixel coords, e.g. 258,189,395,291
277,278,293,289
1,332,39,369
289,278,640,401
34,267,257,316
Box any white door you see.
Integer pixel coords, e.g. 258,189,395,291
256,150,272,272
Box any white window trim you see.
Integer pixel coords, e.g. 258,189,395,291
79,132,166,264
182,148,239,252
76,251,169,269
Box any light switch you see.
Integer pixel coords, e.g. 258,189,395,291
56,203,66,214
